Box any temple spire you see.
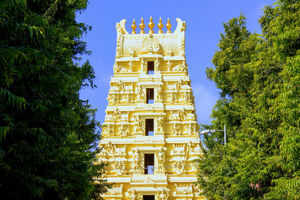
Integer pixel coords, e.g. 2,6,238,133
148,16,154,34
166,18,172,33
131,19,137,34
139,17,145,34
158,17,164,34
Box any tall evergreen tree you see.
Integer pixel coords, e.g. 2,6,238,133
198,0,300,199
0,0,108,199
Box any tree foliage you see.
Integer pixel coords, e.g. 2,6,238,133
0,0,108,199
198,0,300,199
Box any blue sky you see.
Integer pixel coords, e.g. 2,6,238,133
78,0,275,125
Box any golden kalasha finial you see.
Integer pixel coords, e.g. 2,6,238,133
166,18,172,33
158,17,164,34
148,16,155,34
131,19,137,34
139,17,145,34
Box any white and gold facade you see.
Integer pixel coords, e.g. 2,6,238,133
98,17,203,200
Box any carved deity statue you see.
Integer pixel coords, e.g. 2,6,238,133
120,125,128,136
157,147,166,174
154,58,160,71
172,64,187,72
175,160,185,174
113,64,120,73
156,87,163,102
132,149,142,173
141,59,145,72
173,123,181,136
127,189,137,200
167,60,172,71
137,86,145,101
157,116,164,133
115,159,124,175
184,142,191,160
107,141,116,154
128,61,133,72
114,110,121,122
158,189,168,200
137,193,143,200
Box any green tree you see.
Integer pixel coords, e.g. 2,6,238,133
0,0,108,199
198,0,300,199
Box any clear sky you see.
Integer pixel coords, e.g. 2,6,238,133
78,0,275,125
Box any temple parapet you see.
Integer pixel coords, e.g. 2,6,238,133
116,17,186,58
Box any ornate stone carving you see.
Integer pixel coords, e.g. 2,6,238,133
107,94,115,105
120,65,128,72
114,108,121,122
192,184,201,196
157,116,164,133
107,141,116,154
156,87,163,102
132,149,143,174
137,193,143,200
137,86,145,102
141,59,145,72
120,124,128,136
106,184,123,196
167,60,172,71
173,123,182,136
154,58,160,71
127,189,137,200
116,19,127,35
175,160,185,174
174,18,186,33
129,60,133,72
187,112,195,120
115,159,126,175
113,64,120,72
158,189,169,200
141,35,161,54
157,147,166,174
174,184,192,195
172,64,186,72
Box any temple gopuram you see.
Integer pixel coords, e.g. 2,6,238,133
97,17,203,200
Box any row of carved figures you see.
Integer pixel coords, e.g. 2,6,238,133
105,110,196,122
102,155,197,176
125,189,170,200
107,91,193,104
102,122,197,137
107,161,197,176
99,144,200,170
110,80,191,92
100,142,199,157
113,62,187,73
106,184,201,199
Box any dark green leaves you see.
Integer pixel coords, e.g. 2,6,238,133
0,0,108,199
198,1,300,199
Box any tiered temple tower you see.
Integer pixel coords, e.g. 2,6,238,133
97,17,203,200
